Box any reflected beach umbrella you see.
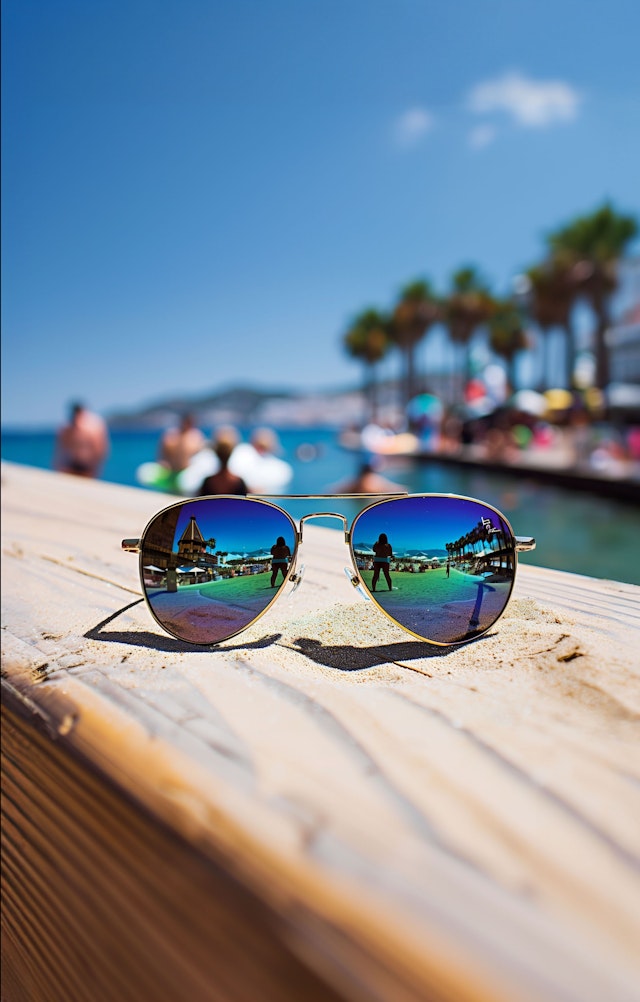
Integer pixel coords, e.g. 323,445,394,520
143,565,164,573
353,544,375,555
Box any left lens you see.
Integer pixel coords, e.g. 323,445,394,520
350,495,516,645
140,497,297,644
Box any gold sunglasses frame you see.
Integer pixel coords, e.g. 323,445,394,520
123,493,536,648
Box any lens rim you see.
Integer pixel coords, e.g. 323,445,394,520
349,493,518,647
138,495,299,646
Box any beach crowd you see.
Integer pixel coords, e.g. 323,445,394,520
54,392,640,494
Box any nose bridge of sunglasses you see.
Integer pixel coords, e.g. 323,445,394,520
286,561,305,594
343,566,372,602
298,510,350,539
296,512,372,602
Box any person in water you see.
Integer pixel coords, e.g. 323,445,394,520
371,533,393,592
198,441,248,496
270,536,291,587
53,402,110,478
332,461,406,494
158,413,206,474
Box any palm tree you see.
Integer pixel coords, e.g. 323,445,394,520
443,267,495,396
546,203,638,390
488,298,530,392
389,279,440,408
343,308,391,422
524,261,578,389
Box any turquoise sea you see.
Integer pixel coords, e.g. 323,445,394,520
2,426,639,585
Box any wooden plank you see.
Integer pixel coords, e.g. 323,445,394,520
2,461,639,1002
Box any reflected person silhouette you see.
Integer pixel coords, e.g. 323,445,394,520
372,533,393,592
270,536,291,587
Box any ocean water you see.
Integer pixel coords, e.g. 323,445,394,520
2,426,639,585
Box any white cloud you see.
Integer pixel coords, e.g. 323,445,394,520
468,123,497,149
394,106,435,148
468,71,582,127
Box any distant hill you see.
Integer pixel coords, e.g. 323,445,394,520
107,381,404,430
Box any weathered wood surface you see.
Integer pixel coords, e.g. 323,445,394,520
2,460,639,1002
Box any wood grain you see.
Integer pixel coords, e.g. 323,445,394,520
2,461,639,1002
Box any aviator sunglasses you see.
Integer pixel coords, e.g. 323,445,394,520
123,493,536,648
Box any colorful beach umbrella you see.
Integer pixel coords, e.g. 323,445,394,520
544,388,573,411
509,389,547,416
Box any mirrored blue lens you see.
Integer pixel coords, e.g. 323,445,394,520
141,497,296,644
351,496,516,644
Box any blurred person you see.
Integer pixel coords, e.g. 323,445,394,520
332,460,406,494
627,426,640,463
176,425,241,495
136,412,207,492
481,425,518,463
53,401,110,478
229,427,293,493
198,440,248,496
439,409,464,454
158,413,205,474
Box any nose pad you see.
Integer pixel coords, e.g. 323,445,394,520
343,566,371,602
288,565,304,593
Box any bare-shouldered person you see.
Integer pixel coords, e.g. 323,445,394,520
158,413,206,474
54,402,110,478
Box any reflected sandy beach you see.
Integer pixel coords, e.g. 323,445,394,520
361,566,513,643
148,571,281,644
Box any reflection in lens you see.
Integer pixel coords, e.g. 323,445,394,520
141,497,296,644
351,496,516,645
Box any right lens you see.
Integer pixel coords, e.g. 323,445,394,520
140,496,297,645
351,494,516,645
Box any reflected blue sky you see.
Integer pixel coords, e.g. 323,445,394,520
173,498,296,556
352,496,506,553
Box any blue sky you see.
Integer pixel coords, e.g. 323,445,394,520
2,0,640,427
